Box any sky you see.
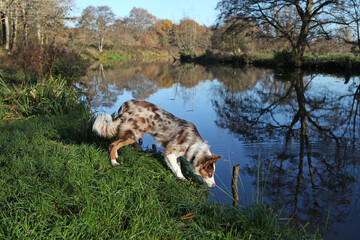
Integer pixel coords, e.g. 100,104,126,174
72,0,220,26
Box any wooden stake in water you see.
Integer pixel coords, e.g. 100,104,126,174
232,164,240,207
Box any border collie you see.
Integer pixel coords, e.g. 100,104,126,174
92,99,222,187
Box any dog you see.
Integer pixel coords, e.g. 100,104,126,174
92,99,222,187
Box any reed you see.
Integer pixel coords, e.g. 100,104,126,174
0,76,79,120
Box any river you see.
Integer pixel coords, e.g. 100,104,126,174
79,61,360,239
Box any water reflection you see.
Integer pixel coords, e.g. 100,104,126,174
80,62,215,107
79,62,360,239
212,70,360,236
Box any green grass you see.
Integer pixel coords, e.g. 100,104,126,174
304,52,360,62
0,76,79,120
96,53,128,62
0,108,319,239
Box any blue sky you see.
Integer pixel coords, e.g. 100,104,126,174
73,0,220,26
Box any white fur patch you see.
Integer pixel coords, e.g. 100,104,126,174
111,159,120,166
203,175,216,187
92,113,112,135
92,113,119,138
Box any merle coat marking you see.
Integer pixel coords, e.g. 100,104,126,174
92,99,222,187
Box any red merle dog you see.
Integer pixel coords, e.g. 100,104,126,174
92,99,222,187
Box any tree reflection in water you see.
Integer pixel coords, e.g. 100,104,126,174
212,69,360,235
79,62,360,237
78,62,214,108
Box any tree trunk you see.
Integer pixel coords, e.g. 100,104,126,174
4,12,10,50
1,0,10,50
11,7,18,51
22,7,28,47
98,36,104,52
1,12,5,46
36,22,43,44
357,19,360,52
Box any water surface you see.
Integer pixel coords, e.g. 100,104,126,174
79,62,360,239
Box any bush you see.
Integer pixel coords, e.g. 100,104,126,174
53,47,89,85
6,43,88,85
9,44,60,80
273,50,296,67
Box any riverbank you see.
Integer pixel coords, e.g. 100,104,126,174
57,44,360,78
0,74,320,239
81,45,180,63
181,51,360,76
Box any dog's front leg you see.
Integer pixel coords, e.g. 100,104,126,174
164,154,185,179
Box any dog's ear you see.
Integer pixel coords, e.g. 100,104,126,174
205,154,223,166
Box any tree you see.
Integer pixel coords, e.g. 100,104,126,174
126,7,157,42
333,0,360,52
0,0,11,50
172,18,205,54
154,19,173,46
1,0,73,50
77,5,115,52
23,0,73,45
216,0,343,65
111,18,136,45
211,19,258,54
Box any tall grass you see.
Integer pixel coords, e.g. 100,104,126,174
0,76,79,120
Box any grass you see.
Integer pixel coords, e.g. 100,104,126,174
304,52,360,62
185,50,360,75
0,106,320,239
0,76,79,120
96,53,128,62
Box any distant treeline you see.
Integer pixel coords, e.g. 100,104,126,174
1,1,360,62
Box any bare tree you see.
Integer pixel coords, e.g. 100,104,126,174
333,0,360,52
0,0,11,50
31,0,73,44
216,0,343,65
1,0,73,50
211,19,259,54
77,5,115,52
125,7,156,42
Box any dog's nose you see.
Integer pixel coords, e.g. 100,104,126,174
212,183,216,187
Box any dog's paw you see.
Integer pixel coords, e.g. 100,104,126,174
111,159,120,166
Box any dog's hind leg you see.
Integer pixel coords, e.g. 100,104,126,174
164,153,185,179
109,130,143,166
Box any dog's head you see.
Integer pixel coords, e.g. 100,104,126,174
194,154,222,187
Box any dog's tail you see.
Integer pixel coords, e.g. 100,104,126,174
92,113,120,138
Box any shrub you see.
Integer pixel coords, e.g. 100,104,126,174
273,50,296,67
53,47,89,85
6,43,88,85
9,43,60,80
